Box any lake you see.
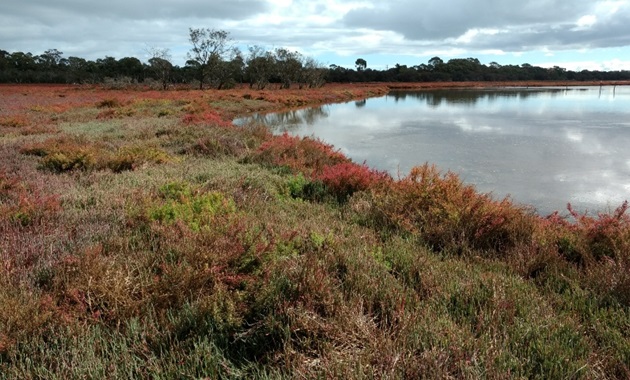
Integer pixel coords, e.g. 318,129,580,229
237,86,630,215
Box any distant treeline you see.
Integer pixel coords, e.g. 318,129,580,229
331,57,630,83
1,46,629,88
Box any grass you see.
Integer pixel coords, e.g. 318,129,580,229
0,83,629,379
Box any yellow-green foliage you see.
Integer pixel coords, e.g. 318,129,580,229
21,136,171,173
148,182,236,231
107,145,172,172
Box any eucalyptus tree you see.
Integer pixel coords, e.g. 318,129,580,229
187,28,231,89
245,45,275,90
355,58,367,71
274,48,302,89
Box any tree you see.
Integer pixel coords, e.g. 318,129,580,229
428,56,444,70
301,57,327,88
223,47,245,88
118,57,144,82
275,48,302,89
245,45,275,90
37,49,63,69
96,56,119,79
147,47,173,90
0,50,10,71
9,52,37,71
355,58,367,71
187,28,231,89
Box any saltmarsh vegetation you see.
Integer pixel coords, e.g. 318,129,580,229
0,84,629,379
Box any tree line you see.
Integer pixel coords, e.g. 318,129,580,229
1,29,629,88
332,57,630,83
0,28,327,90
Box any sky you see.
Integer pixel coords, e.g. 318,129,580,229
1,0,630,71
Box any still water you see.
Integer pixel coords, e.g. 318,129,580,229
238,86,630,215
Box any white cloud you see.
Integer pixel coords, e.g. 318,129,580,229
575,15,598,29
538,58,630,71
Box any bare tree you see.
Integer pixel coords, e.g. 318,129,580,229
302,57,327,88
147,47,173,90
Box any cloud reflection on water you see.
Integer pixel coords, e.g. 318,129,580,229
237,86,630,215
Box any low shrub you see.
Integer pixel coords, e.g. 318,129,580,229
353,164,536,253
316,162,390,202
166,123,270,159
247,133,349,176
284,173,327,201
148,182,237,231
181,111,232,128
40,150,96,172
0,171,61,227
557,202,630,304
96,98,122,108
107,145,172,173
21,137,102,173
21,136,171,173
0,115,29,128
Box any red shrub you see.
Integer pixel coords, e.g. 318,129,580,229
567,201,630,261
250,133,349,175
317,162,390,201
0,171,61,227
181,111,232,127
357,164,536,252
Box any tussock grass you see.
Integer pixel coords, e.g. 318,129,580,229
1,84,629,379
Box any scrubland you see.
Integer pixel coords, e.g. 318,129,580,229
0,83,628,379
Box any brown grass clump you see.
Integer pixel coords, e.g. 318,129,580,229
0,115,29,128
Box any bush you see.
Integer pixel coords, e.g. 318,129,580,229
316,162,390,202
354,164,536,253
0,171,61,227
40,150,96,172
148,183,237,231
107,146,171,173
21,137,171,173
247,133,349,175
96,98,122,108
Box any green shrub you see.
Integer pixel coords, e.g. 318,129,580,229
40,150,96,172
107,146,171,173
149,186,236,231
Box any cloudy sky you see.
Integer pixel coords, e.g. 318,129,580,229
1,0,630,71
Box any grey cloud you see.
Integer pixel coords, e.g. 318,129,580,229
450,5,630,52
343,0,588,40
0,0,270,62
342,0,630,54
0,0,269,22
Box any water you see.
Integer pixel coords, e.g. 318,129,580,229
236,86,630,215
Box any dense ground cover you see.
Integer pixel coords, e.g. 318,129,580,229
0,83,629,379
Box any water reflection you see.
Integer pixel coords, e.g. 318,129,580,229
236,86,630,215
243,106,329,128
355,99,367,108
389,88,576,107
